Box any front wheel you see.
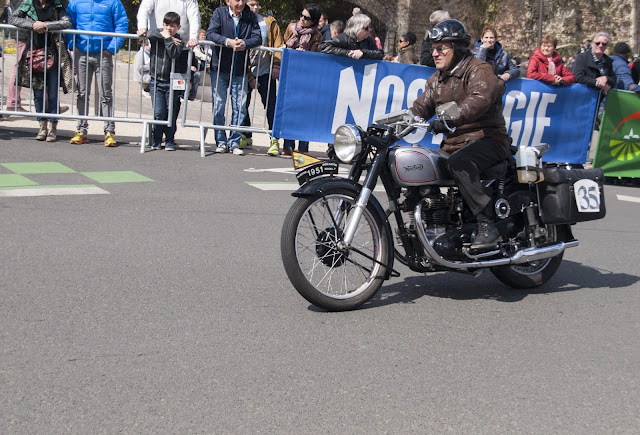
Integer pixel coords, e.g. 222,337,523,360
281,189,390,311
490,224,568,289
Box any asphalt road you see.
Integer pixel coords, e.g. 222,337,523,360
1,127,640,433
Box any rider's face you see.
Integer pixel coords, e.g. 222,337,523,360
432,42,454,71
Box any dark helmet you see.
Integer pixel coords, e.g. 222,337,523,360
428,19,471,44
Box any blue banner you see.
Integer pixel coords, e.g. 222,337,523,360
273,49,600,164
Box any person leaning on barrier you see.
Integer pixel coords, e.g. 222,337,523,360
66,0,128,147
9,0,71,141
147,11,187,151
206,0,261,156
573,32,615,129
526,35,575,86
472,26,520,82
280,3,321,156
410,19,512,250
241,0,284,156
318,13,383,60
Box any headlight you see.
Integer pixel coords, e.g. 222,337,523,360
333,125,364,163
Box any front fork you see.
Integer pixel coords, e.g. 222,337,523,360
338,153,386,247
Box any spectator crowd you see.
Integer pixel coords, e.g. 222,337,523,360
2,1,640,152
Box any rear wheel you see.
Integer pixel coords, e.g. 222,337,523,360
491,222,567,289
281,189,390,311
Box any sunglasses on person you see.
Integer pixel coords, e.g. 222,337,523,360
300,13,312,21
594,41,608,47
432,45,452,54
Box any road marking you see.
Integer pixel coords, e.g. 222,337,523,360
247,182,299,191
617,194,640,204
0,185,109,197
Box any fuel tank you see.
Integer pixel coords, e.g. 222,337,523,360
389,145,455,187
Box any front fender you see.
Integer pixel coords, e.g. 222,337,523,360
292,177,396,280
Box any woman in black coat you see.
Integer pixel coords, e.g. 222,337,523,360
318,13,383,60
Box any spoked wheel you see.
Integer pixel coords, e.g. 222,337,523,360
281,189,390,311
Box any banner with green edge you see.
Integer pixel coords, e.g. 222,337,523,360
593,90,640,177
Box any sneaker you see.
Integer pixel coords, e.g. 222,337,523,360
239,134,253,149
104,132,117,147
267,138,280,156
70,131,88,144
165,142,176,151
232,147,245,156
150,143,162,150
6,105,28,112
471,221,501,249
215,144,228,153
281,149,293,156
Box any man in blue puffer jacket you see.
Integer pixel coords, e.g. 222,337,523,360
66,0,128,147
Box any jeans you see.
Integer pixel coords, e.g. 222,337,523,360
242,74,277,139
283,139,309,152
211,71,247,149
149,79,182,145
33,66,59,123
75,49,115,134
189,70,200,100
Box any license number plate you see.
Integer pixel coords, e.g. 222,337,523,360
574,179,601,213
296,161,339,185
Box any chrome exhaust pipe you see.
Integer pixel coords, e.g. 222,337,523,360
414,202,579,270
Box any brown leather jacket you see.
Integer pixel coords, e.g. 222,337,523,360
411,53,512,154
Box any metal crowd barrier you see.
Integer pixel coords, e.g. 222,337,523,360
181,40,282,157
1,25,282,156
0,25,178,153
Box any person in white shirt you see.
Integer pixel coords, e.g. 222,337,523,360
136,0,200,49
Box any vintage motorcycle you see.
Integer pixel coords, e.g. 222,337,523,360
280,103,606,311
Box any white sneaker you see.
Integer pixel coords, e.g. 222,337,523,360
232,147,245,156
215,144,228,153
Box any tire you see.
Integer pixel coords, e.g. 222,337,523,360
491,224,567,289
281,189,390,311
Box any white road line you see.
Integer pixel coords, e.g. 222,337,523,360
0,186,110,197
617,194,640,204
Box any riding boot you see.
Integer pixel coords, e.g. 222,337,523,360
36,121,48,141
46,122,58,142
471,210,501,249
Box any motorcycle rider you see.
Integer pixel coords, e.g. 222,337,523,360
410,19,512,250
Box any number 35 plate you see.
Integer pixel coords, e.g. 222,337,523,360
574,179,601,213
296,161,339,185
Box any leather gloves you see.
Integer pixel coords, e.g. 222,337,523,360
428,119,449,135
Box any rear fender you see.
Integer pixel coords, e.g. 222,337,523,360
292,178,396,280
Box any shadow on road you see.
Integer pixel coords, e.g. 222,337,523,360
305,259,640,311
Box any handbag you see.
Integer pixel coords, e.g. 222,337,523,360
27,48,55,72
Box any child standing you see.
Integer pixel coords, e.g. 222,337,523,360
147,11,189,151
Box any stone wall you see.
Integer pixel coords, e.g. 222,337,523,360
348,0,640,58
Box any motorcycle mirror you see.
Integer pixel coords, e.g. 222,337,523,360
435,102,460,120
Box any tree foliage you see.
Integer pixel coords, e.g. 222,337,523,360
120,0,336,35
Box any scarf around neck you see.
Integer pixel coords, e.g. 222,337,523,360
286,22,315,51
